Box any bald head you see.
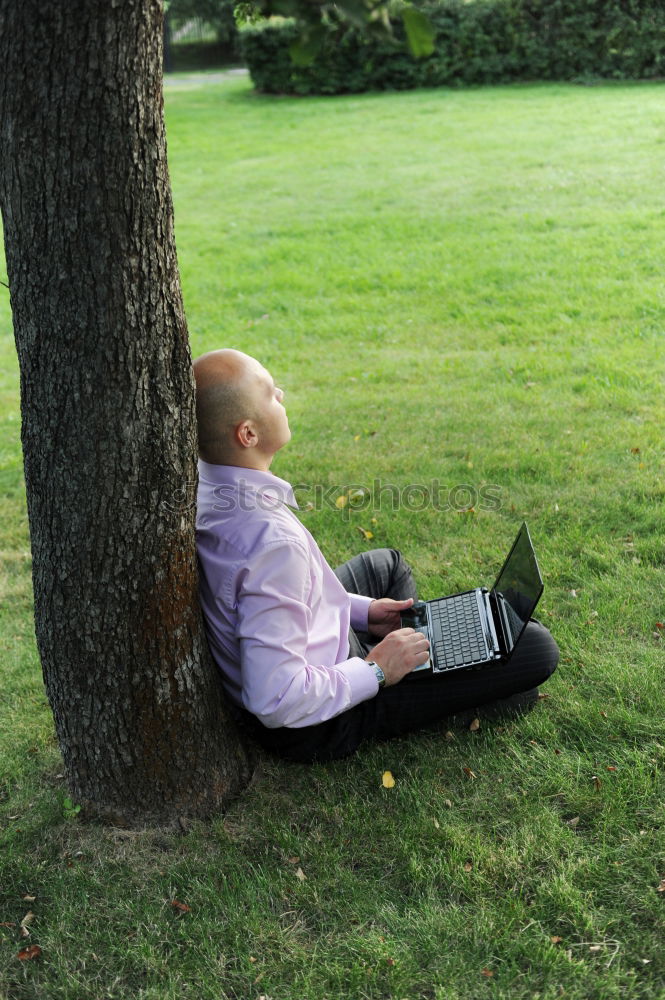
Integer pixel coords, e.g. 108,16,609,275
192,349,290,468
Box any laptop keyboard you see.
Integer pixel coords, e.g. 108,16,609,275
430,592,488,670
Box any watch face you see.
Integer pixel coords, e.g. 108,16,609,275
371,662,385,686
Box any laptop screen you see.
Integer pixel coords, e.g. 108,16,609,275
492,522,544,649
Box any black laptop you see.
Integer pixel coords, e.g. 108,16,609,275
402,522,544,673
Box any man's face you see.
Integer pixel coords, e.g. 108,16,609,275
247,361,291,457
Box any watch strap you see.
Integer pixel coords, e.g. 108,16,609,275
366,659,386,689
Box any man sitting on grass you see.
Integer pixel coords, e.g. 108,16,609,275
194,349,558,763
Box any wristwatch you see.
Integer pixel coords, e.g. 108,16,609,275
366,660,386,689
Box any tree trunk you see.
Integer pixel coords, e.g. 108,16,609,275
0,0,251,824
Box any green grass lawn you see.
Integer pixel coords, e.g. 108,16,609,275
1,74,664,999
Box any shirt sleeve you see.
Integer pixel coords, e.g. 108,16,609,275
236,540,378,728
349,593,372,630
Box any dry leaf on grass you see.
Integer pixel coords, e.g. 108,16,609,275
170,900,191,913
469,718,480,732
348,489,366,505
17,945,41,961
463,767,477,780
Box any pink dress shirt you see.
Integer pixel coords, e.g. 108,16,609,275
196,462,378,728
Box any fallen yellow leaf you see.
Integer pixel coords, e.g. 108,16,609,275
335,495,348,509
348,489,366,506
357,526,374,541
382,770,396,788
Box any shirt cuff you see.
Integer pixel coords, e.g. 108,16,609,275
349,593,373,631
341,655,381,701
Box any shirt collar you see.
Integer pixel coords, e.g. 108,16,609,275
198,461,298,509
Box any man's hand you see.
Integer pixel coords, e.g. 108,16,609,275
368,627,430,686
367,597,415,638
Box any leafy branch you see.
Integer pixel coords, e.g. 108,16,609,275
238,0,435,63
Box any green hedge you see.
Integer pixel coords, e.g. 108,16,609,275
240,0,665,95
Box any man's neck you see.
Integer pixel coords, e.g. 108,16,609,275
200,452,274,473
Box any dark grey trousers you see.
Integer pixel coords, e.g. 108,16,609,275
242,548,559,763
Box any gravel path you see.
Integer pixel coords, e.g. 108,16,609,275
163,67,249,89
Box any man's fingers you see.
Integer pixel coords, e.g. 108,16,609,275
390,627,428,643
380,598,413,610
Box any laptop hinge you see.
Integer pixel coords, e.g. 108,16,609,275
488,589,513,655
480,588,501,657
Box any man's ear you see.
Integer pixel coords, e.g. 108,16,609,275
235,420,258,449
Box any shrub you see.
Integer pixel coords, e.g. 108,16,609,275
240,0,665,95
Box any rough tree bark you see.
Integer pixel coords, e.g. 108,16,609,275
0,0,252,824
